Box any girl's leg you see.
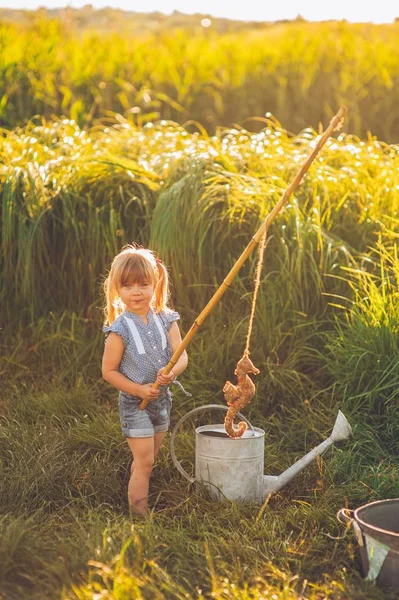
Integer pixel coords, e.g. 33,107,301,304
154,431,166,460
126,436,155,516
129,431,166,476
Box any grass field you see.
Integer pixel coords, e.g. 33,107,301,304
1,113,399,598
1,15,399,141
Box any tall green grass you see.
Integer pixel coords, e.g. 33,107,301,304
1,18,399,140
2,116,399,327
321,242,399,449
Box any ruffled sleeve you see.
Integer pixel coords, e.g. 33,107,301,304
161,309,180,332
102,318,129,345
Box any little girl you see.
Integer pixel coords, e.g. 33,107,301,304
102,245,188,516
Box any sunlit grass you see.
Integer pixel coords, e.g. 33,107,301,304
1,18,399,140
2,116,399,329
322,242,399,449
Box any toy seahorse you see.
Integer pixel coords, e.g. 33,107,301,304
223,354,260,438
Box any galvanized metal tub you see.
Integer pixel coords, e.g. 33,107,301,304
337,498,399,588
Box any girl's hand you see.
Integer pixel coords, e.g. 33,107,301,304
139,384,160,402
156,368,176,386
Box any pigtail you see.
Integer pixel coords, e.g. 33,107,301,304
103,264,124,325
103,275,115,325
154,259,170,312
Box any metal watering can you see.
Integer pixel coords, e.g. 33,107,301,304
170,404,353,503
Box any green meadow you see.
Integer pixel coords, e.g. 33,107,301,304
1,14,399,141
1,10,399,600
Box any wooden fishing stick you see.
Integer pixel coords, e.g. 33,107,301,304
139,106,347,410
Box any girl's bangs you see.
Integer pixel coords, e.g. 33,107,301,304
119,255,155,287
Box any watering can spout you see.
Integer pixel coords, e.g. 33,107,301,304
263,410,352,499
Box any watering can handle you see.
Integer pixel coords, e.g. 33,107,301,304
170,403,255,483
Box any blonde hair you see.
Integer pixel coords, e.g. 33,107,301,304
103,245,170,325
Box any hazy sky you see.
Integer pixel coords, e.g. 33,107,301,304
1,0,398,23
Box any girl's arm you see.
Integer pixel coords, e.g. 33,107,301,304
156,321,188,385
102,333,159,401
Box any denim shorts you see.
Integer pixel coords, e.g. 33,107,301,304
118,391,172,438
